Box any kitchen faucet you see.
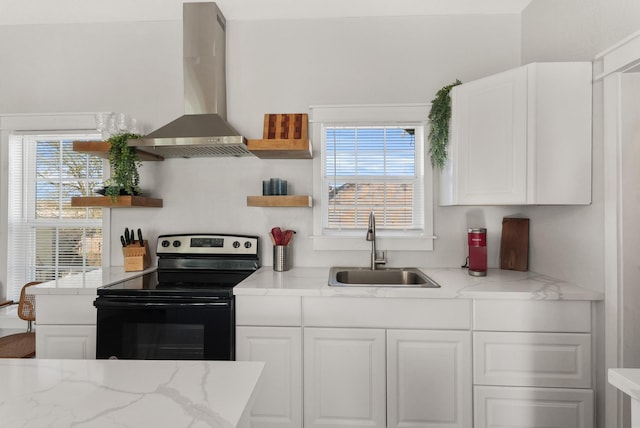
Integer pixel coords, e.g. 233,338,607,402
366,211,386,270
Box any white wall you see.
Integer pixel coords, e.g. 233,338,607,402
522,0,640,64
0,14,523,272
521,4,640,428
519,1,640,292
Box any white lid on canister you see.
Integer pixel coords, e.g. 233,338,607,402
468,228,487,233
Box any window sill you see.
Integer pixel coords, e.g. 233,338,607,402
310,235,435,251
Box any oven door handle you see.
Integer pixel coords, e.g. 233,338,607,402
94,300,231,309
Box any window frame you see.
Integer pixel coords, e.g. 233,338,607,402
311,104,434,252
0,113,110,300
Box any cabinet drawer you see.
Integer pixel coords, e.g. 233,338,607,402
474,331,591,388
474,300,591,332
304,297,471,329
474,386,593,428
236,296,301,326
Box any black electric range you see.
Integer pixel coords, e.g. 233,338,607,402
94,233,260,360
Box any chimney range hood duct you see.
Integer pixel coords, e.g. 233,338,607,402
128,2,251,158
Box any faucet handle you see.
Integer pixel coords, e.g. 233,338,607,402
375,250,387,266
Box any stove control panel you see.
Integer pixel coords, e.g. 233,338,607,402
157,234,259,256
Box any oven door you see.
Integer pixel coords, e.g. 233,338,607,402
94,296,234,360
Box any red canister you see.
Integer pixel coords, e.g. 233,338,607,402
468,228,487,277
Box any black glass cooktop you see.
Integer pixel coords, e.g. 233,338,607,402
97,270,255,298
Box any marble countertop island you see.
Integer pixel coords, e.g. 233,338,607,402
609,368,640,426
0,359,264,428
609,368,640,400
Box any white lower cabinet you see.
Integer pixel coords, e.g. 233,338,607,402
387,329,472,428
35,294,97,359
474,386,594,428
35,325,96,359
473,300,594,428
236,295,594,428
304,327,387,428
303,327,472,428
236,326,303,428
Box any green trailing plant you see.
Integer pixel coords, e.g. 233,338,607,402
104,133,142,200
428,79,462,169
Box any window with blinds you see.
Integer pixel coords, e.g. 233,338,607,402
7,133,103,300
324,126,423,232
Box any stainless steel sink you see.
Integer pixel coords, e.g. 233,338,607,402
328,267,441,288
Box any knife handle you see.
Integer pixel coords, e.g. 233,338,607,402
138,229,144,247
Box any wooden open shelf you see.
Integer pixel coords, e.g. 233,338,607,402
247,139,312,159
72,141,164,161
247,195,312,207
71,196,163,208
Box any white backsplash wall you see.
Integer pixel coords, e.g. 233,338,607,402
107,14,523,270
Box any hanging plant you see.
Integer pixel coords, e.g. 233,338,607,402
104,133,143,200
428,79,462,169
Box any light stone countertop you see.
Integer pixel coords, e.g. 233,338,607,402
26,265,603,301
233,267,604,300
28,266,157,295
0,359,264,428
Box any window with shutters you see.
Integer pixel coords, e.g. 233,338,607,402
6,132,103,300
311,105,434,251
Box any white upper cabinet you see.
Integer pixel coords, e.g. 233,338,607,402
440,62,592,206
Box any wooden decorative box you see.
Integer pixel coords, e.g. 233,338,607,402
123,240,151,272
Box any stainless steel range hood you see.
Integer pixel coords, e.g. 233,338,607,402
128,2,252,158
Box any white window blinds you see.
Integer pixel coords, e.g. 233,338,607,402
324,126,423,231
7,133,103,300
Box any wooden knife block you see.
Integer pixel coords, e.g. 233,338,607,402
500,218,529,271
123,240,150,272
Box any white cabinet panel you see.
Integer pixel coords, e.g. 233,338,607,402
473,300,591,332
474,331,591,388
236,295,301,326
304,297,470,330
36,325,96,359
447,66,528,205
474,386,594,428
304,327,386,428
236,326,302,428
36,294,96,324
387,329,472,428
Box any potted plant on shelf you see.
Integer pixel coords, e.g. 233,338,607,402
428,79,462,169
102,133,143,201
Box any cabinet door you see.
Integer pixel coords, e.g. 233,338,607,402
304,327,386,428
474,386,594,428
35,325,96,359
236,326,302,428
442,66,528,205
387,330,472,428
528,62,592,204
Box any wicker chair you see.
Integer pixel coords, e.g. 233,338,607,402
0,282,41,358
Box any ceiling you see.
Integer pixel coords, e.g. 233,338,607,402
0,0,533,25
214,0,533,20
